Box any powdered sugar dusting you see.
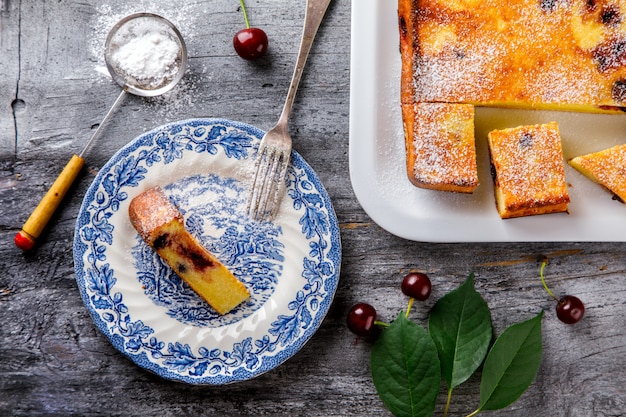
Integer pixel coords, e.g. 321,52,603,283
108,16,183,90
488,122,569,209
412,0,626,107
90,2,198,65
570,144,626,199
89,2,203,116
410,103,478,190
414,43,502,103
129,186,182,242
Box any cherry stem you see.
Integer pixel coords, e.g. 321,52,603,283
540,259,558,301
405,298,415,318
374,320,388,328
465,409,481,417
239,0,251,29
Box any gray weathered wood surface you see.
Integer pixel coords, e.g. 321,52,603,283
1,0,624,416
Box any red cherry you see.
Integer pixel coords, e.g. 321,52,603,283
401,272,432,301
556,295,585,324
347,303,377,337
540,259,585,325
233,28,268,61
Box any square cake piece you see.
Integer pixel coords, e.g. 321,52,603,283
398,0,626,112
488,122,570,219
403,102,478,193
569,143,626,202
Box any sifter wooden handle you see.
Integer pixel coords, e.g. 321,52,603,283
15,154,85,250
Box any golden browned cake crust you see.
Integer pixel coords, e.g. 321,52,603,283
129,186,249,315
128,186,184,245
488,122,570,219
403,102,478,192
399,0,626,113
569,143,626,202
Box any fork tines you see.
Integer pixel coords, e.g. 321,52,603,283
247,145,291,222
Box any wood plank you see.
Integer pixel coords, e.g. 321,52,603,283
0,0,20,158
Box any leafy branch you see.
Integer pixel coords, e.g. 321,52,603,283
369,274,543,417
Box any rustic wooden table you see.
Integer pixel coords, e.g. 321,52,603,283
1,0,625,416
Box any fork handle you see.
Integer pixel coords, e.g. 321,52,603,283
278,0,332,125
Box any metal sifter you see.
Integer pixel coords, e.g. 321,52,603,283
15,13,188,250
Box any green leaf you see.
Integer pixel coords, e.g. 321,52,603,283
477,311,544,412
428,273,492,390
370,312,441,417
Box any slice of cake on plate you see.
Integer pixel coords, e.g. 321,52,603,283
569,143,626,202
129,186,250,315
402,102,478,193
488,122,570,219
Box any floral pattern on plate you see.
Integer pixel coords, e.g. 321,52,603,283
74,118,341,384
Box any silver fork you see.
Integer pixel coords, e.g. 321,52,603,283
247,0,332,222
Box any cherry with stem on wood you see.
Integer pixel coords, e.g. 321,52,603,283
347,303,387,338
402,272,432,316
234,0,269,60
540,259,585,324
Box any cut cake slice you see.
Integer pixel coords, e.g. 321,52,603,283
488,122,570,219
569,143,626,202
403,102,478,193
129,186,249,315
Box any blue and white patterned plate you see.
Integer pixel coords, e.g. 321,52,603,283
73,118,341,384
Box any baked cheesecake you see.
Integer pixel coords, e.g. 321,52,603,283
399,0,626,113
403,102,478,192
129,186,249,314
569,143,626,202
488,122,570,218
